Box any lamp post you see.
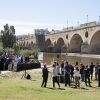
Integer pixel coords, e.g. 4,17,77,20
66,21,68,39
99,16,100,23
54,25,55,30
77,22,79,28
63,25,64,29
67,21,68,31
85,15,88,38
86,15,88,27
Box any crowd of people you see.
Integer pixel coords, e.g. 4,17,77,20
41,60,100,88
0,50,27,71
0,50,100,88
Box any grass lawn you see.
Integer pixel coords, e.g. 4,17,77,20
0,68,100,100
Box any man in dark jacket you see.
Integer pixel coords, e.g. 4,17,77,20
89,62,94,80
97,65,100,87
80,63,85,81
64,61,71,87
84,65,91,87
41,64,49,88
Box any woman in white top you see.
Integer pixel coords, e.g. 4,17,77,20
74,66,80,88
56,63,60,75
52,63,60,88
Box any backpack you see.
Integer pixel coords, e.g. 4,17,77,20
27,74,31,80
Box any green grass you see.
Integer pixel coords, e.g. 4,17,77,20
0,69,100,100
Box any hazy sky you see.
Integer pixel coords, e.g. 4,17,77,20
0,0,100,35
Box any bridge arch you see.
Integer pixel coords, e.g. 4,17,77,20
26,41,29,46
19,42,21,46
45,38,52,52
22,41,25,46
21,43,23,47
90,30,100,54
68,34,83,53
31,41,33,46
56,37,65,53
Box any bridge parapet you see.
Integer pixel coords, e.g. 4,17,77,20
80,21,96,28
63,26,73,31
96,21,100,25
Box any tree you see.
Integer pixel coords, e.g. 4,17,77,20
0,36,3,50
1,24,16,48
12,43,20,52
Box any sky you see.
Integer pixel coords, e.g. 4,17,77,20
0,0,100,36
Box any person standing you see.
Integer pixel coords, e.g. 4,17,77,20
80,63,85,81
21,55,25,63
70,64,74,82
56,63,60,75
41,64,49,88
74,66,80,88
61,60,64,75
52,63,60,88
84,65,91,87
97,65,100,87
89,62,94,80
64,61,71,87
95,62,99,80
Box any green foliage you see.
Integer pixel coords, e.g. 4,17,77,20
19,45,39,58
2,48,14,52
1,24,16,48
12,43,20,52
19,49,33,56
0,36,3,50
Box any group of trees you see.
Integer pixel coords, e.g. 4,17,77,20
0,24,19,51
0,24,39,57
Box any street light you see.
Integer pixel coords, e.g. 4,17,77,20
67,21,68,31
87,15,88,24
54,25,55,30
66,21,68,39
63,25,64,29
85,15,88,38
77,22,79,28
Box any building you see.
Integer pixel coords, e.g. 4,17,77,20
33,29,50,35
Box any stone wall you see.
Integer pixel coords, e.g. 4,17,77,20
81,44,90,54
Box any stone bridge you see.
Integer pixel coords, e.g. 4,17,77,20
16,21,100,54
16,35,36,49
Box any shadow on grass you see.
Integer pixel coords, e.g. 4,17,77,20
46,87,65,90
90,86,100,89
70,84,89,90
31,80,36,81
58,88,65,90
46,87,56,90
71,86,89,90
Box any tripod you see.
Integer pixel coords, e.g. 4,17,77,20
21,62,28,79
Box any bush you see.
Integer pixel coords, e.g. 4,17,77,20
19,46,39,58
12,43,20,52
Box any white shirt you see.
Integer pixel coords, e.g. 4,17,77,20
56,65,60,74
74,70,80,76
15,57,20,63
52,67,58,77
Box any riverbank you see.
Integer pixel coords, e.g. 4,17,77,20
66,53,100,59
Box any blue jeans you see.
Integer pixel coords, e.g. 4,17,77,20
81,74,84,81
